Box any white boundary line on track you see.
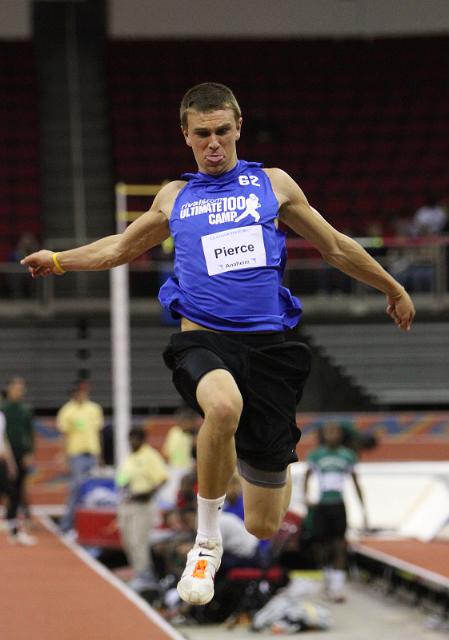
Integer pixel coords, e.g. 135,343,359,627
353,541,449,590
39,515,186,640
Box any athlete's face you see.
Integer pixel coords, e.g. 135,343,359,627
182,109,242,175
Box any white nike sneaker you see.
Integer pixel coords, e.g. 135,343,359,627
177,539,223,605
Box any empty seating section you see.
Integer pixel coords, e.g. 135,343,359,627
0,322,177,411
305,323,449,406
0,42,40,261
109,38,449,234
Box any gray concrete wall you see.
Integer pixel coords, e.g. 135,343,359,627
109,0,449,38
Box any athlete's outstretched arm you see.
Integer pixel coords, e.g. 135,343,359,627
21,182,179,277
266,168,415,331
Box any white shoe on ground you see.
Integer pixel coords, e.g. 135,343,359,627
177,539,223,605
62,529,78,543
9,531,37,546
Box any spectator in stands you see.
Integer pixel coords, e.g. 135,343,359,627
410,195,447,237
304,422,367,603
389,229,436,292
7,232,39,299
442,198,449,233
442,203,449,291
116,426,168,592
56,380,104,535
388,213,440,292
2,377,36,545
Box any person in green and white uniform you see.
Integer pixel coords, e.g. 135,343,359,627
304,422,367,602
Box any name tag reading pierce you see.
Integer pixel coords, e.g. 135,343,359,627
201,225,267,276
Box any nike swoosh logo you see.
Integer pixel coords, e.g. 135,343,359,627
198,552,215,558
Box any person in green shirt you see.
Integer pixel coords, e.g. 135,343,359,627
2,377,36,545
304,422,367,602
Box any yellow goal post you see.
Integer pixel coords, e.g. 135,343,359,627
111,182,164,465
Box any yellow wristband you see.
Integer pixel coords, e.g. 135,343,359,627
52,253,65,274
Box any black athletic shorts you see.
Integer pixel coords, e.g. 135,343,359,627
163,330,311,473
312,502,347,541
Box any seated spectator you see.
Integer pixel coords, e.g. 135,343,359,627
411,195,447,236
219,511,270,574
223,473,244,520
389,218,436,292
176,469,198,510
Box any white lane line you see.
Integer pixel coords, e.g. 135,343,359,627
39,515,186,640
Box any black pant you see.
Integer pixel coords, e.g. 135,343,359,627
0,459,13,502
6,453,28,523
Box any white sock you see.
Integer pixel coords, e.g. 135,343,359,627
330,568,346,591
196,494,225,545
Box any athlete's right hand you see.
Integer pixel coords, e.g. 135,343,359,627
386,288,415,331
21,250,62,278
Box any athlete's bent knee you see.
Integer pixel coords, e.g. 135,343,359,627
244,514,281,540
204,397,242,434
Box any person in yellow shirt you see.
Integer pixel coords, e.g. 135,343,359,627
116,426,168,592
162,407,198,471
56,380,104,534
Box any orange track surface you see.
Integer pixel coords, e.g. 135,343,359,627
358,538,449,581
0,519,179,640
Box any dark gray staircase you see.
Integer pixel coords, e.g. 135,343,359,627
304,322,449,407
0,318,178,412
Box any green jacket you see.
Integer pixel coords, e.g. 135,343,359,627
2,401,34,456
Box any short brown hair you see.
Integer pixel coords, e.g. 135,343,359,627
180,82,242,128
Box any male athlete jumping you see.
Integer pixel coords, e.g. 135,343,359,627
22,82,414,606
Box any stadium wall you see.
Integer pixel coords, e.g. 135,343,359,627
109,0,449,38
0,0,30,37
2,0,449,40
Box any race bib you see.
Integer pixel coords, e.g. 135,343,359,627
201,225,267,276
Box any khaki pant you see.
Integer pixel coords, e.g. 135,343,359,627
117,500,156,575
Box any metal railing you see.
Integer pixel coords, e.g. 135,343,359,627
1,235,448,307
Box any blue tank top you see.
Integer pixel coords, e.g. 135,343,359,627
158,159,302,332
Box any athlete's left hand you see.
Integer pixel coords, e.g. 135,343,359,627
386,289,415,331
